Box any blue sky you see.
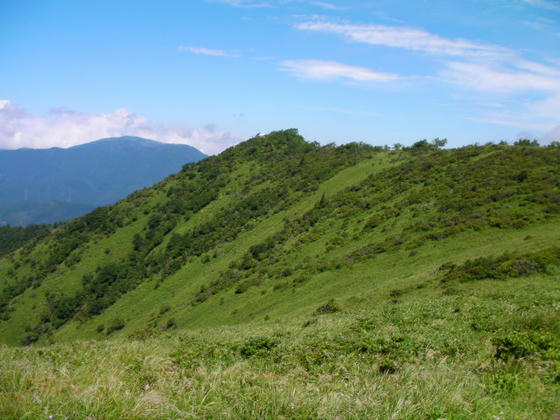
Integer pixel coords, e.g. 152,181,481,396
1,0,559,153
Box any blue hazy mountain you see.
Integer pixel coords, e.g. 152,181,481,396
0,136,207,225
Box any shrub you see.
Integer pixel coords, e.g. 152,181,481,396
493,332,560,360
378,361,397,374
315,299,340,315
20,331,40,346
239,337,279,358
106,317,126,335
440,247,560,283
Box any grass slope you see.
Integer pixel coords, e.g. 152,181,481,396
1,273,559,418
0,131,559,418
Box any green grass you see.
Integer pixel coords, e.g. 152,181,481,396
0,131,559,417
1,273,559,419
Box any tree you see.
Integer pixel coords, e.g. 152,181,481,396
432,138,447,148
514,139,539,146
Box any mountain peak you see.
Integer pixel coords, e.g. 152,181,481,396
0,137,207,225
72,136,185,150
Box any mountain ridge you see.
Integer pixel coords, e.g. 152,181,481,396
0,136,207,225
1,130,559,418
0,129,558,345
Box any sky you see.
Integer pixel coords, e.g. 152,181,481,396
1,0,559,154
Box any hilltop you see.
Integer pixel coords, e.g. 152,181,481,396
0,136,206,225
0,130,559,418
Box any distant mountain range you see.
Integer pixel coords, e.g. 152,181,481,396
0,136,207,225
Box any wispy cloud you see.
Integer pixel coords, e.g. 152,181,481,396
209,0,343,8
520,0,560,11
529,93,560,119
478,102,505,108
523,15,559,32
296,21,510,58
443,58,560,125
310,1,340,10
207,0,271,8
464,116,553,131
280,59,398,82
0,100,241,154
178,45,238,57
296,105,380,116
296,19,560,133
541,125,560,143
441,60,560,93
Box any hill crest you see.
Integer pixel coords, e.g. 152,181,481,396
0,129,558,347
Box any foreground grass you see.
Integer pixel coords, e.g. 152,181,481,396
1,274,559,419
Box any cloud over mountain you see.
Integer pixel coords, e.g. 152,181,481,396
0,101,241,154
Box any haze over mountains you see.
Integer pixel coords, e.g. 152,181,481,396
0,136,206,225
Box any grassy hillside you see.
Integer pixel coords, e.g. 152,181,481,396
0,130,559,418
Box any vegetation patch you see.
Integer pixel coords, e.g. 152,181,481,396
315,299,340,314
439,247,560,283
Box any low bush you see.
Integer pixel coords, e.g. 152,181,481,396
106,317,126,335
315,299,340,315
493,332,560,361
238,337,279,358
440,247,560,283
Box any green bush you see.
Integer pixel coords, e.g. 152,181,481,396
239,337,279,358
440,247,560,283
315,299,340,315
493,332,560,360
106,317,126,335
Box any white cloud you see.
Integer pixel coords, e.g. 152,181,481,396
0,101,241,154
279,59,398,82
296,21,510,58
296,18,560,134
442,59,560,127
178,46,238,57
441,60,560,93
310,1,340,10
530,94,560,119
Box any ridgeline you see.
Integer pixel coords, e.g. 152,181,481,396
0,130,559,418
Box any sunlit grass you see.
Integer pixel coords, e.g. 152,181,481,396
1,273,559,419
